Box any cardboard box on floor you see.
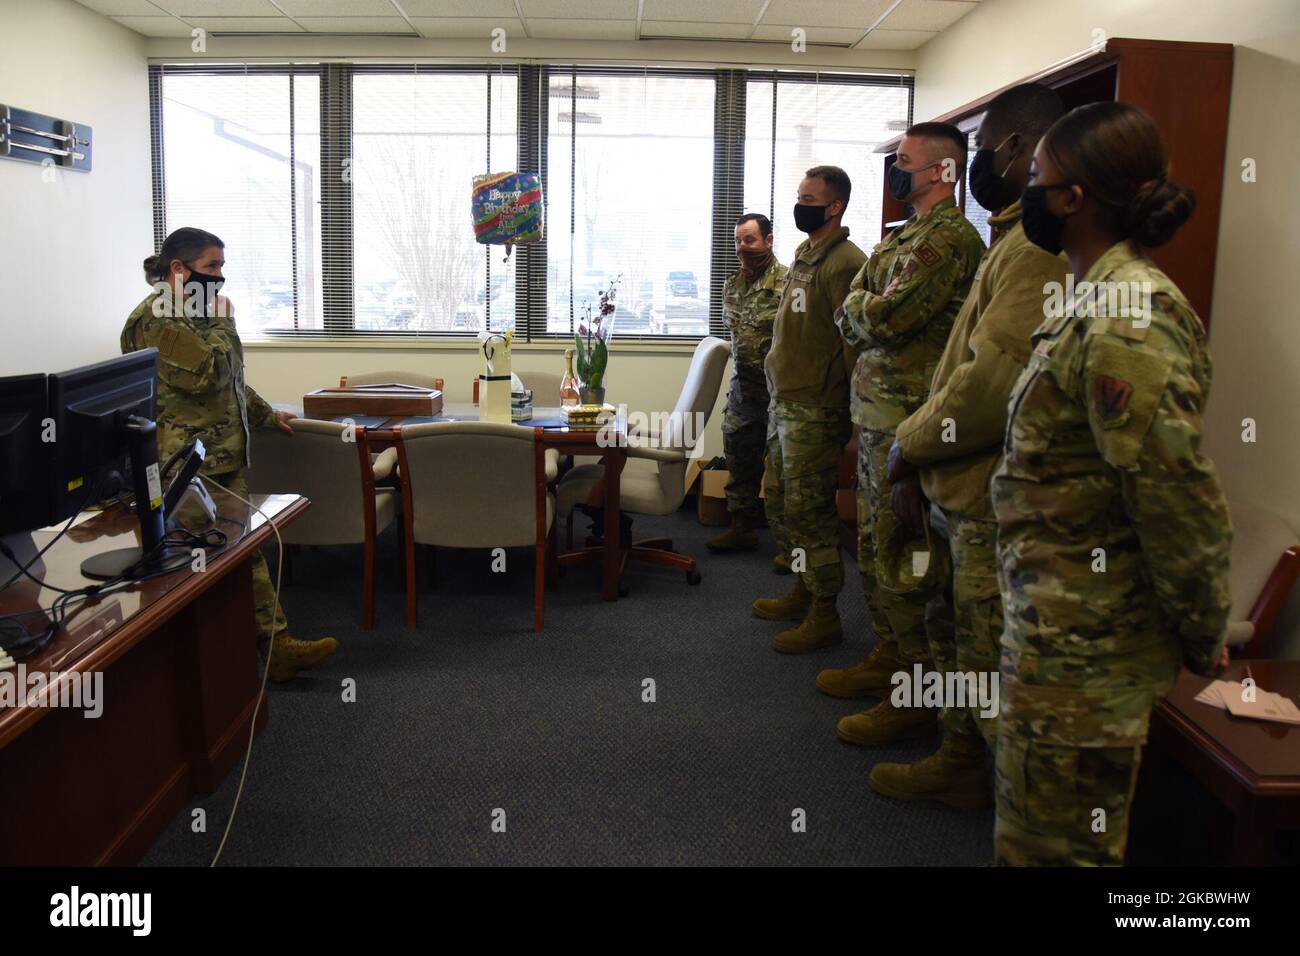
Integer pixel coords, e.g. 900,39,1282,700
685,459,767,528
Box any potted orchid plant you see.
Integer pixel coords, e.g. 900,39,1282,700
574,275,620,406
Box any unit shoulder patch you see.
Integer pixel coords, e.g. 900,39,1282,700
912,240,941,268
1092,374,1134,422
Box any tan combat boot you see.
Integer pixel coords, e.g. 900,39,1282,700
816,639,907,698
836,695,937,746
868,733,990,810
772,597,843,654
752,577,812,621
772,552,792,575
707,509,760,552
267,633,340,683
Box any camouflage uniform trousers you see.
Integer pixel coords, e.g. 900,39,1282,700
206,470,288,643
928,511,1003,750
857,427,941,664
763,399,851,598
721,378,769,515
995,736,1141,866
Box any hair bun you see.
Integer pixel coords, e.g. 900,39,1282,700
1125,176,1195,248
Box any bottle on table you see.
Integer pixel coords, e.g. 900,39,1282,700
559,349,580,407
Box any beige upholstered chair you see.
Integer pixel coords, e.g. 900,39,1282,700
246,419,399,629
1225,500,1300,657
516,370,563,407
396,422,559,632
555,336,730,588
344,370,441,390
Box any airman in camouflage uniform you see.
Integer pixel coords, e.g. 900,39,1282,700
122,280,339,682
754,167,866,654
825,192,984,745
710,217,788,553
992,240,1232,865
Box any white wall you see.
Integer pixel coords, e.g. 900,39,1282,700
913,0,1300,656
0,0,152,376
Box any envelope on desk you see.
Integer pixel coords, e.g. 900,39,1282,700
1195,679,1300,726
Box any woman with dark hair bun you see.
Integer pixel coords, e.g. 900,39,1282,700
990,102,1232,865
122,227,339,681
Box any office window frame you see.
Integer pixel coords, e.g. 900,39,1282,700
149,62,913,343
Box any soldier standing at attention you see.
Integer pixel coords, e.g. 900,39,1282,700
122,227,340,683
866,85,1068,809
754,166,866,653
820,123,984,748
708,213,789,552
992,102,1231,865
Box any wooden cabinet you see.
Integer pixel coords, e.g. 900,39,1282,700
877,38,1233,325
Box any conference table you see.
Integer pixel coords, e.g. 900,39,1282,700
304,402,630,603
0,491,308,865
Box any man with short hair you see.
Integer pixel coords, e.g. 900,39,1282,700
709,213,788,552
754,166,866,654
822,122,985,745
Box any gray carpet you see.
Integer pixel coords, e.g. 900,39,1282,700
141,504,998,866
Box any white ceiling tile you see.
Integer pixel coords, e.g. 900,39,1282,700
294,16,418,32
526,18,638,40
750,24,864,44
75,0,168,15
400,0,519,16
763,0,894,29
188,16,307,31
157,0,283,15
275,0,399,15
110,14,196,35
642,0,764,24
518,0,638,20
639,19,751,39
854,28,937,49
880,0,977,32
408,16,525,37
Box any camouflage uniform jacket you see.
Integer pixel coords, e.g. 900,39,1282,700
992,240,1232,747
120,288,278,476
765,226,866,410
722,258,788,405
836,196,984,434
894,201,1069,518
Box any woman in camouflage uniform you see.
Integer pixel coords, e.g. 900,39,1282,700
122,227,338,682
992,103,1232,865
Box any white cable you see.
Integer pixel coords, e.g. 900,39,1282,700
198,473,284,868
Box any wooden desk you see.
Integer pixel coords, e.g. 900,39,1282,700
1150,661,1300,865
314,403,629,603
0,492,308,865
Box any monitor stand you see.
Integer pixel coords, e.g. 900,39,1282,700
81,415,190,582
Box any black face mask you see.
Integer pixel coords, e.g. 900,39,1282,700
1019,183,1075,255
968,133,1017,212
887,162,937,203
793,202,833,233
184,263,225,303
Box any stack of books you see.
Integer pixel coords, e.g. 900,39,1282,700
560,403,616,430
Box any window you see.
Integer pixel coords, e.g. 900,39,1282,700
745,73,912,268
157,66,322,332
151,64,911,341
546,68,716,339
352,67,517,334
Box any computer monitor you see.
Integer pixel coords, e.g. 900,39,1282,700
0,373,52,536
48,349,190,580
